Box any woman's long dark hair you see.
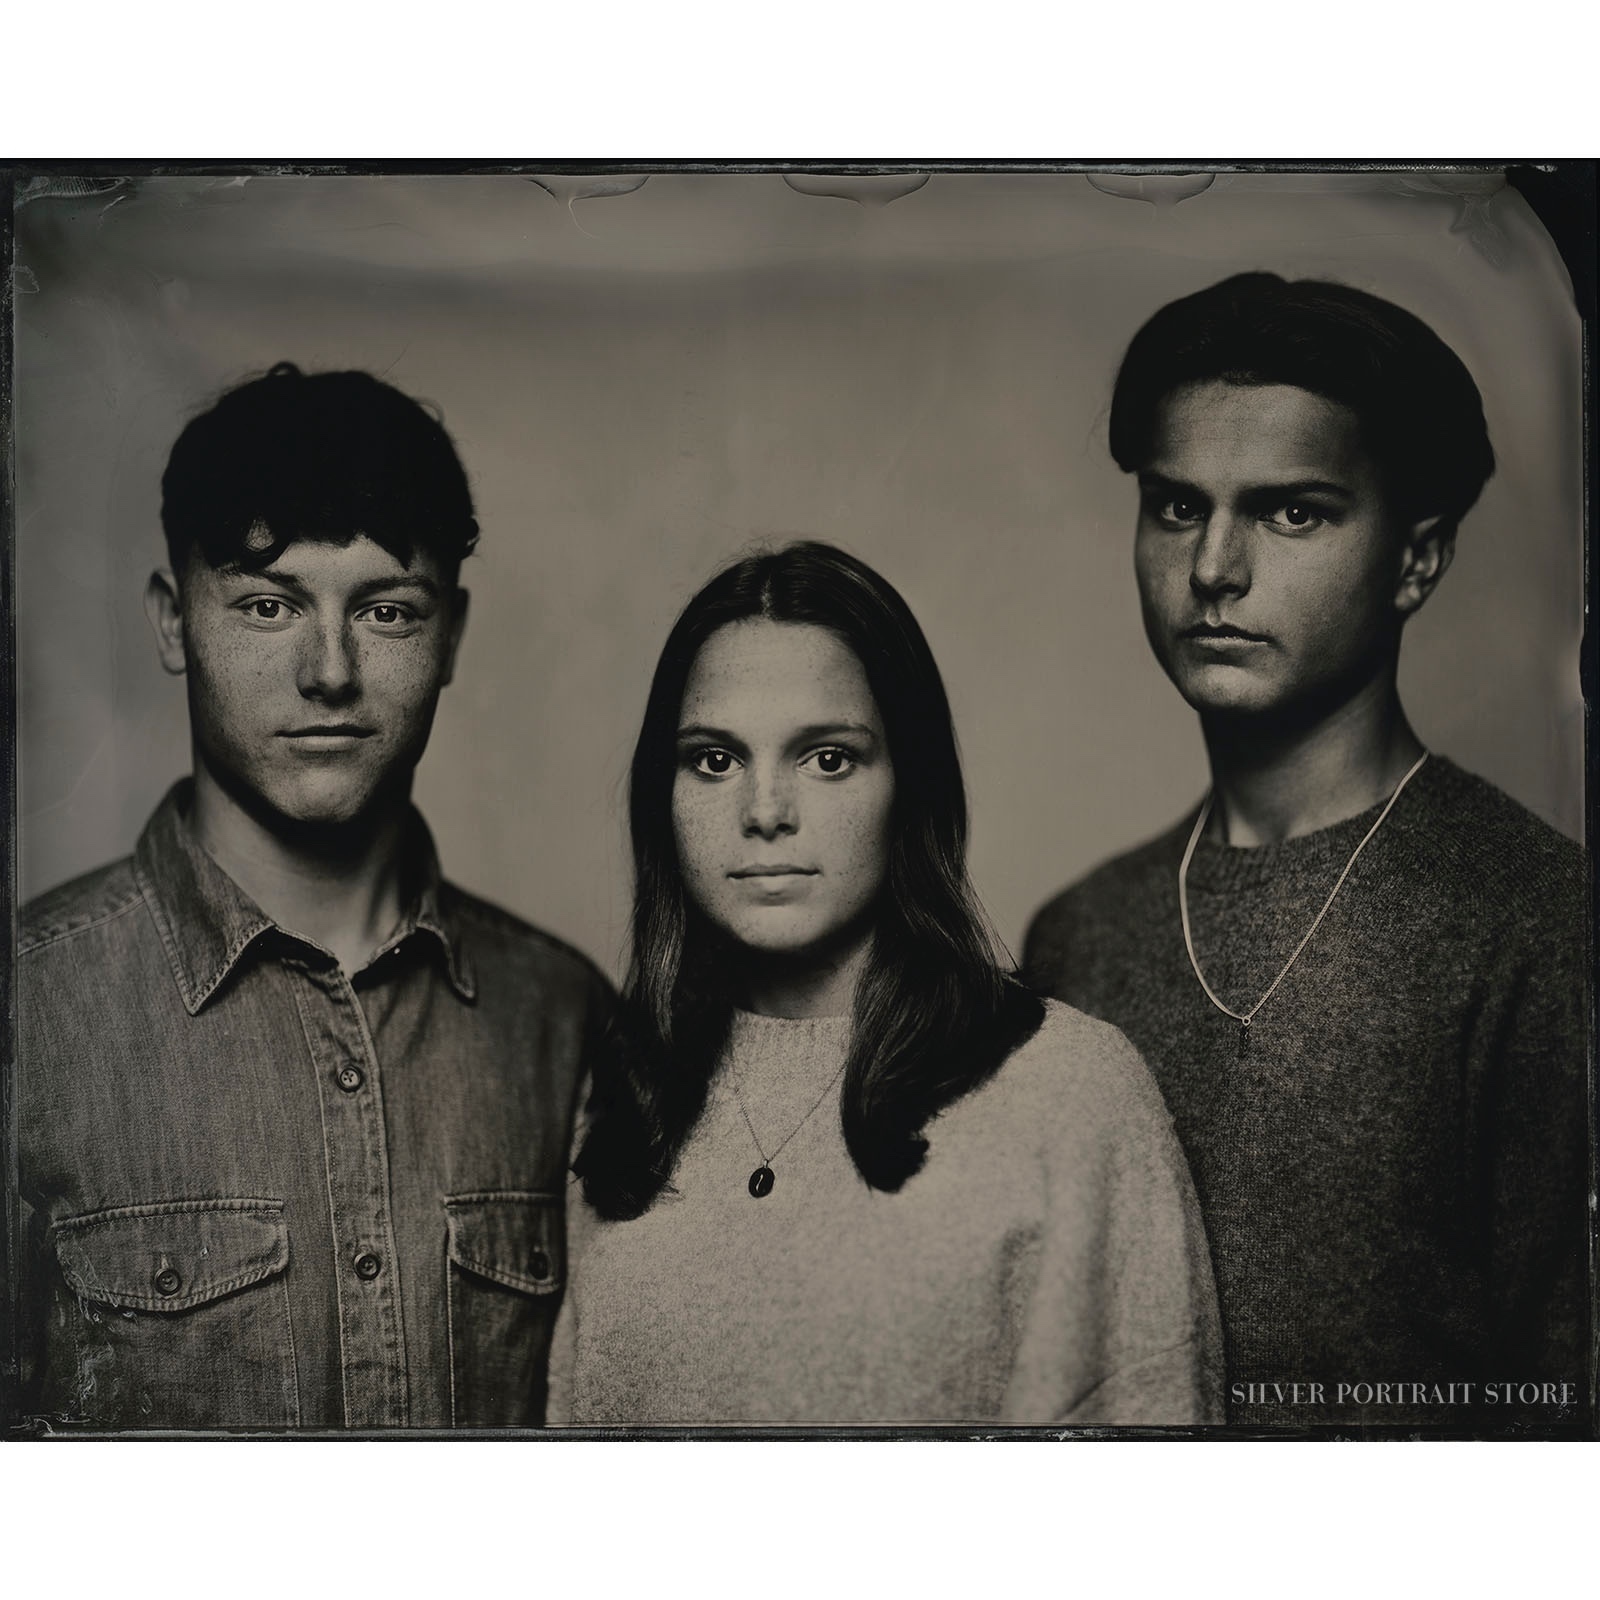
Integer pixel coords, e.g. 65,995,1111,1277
575,541,1043,1219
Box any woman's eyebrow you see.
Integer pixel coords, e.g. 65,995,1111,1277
789,722,879,744
675,721,879,746
676,723,744,745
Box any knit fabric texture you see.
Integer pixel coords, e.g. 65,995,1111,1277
1023,756,1589,1430
549,1000,1224,1426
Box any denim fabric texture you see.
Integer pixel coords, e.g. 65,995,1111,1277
15,782,608,1432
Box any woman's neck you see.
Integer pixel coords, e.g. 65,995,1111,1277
737,934,871,1020
190,760,412,976
1201,677,1425,848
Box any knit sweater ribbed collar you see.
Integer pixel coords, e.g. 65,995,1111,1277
721,1009,852,1134
1179,754,1443,894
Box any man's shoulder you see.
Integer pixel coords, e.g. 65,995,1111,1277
1410,758,1584,903
18,857,147,960
1026,816,1191,952
439,880,614,996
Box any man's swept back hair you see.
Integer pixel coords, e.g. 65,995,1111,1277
1108,272,1496,536
161,362,480,576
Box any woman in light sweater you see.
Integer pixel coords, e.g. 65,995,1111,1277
549,541,1222,1426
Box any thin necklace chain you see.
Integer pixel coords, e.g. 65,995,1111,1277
1178,751,1430,1035
729,1046,850,1169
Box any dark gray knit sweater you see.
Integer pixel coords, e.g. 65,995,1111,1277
1023,757,1589,1431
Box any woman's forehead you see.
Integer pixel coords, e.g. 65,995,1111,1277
680,620,880,730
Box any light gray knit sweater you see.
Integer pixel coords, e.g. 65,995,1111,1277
548,1000,1223,1426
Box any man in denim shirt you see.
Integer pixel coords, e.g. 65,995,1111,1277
15,365,610,1431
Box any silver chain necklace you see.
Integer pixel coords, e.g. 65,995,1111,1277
1178,751,1429,1058
729,1049,849,1199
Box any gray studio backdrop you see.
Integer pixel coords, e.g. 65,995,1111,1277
13,171,1585,980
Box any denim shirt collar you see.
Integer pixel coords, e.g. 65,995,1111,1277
133,780,476,1015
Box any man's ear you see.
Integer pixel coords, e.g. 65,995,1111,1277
440,586,470,688
144,568,188,675
1394,515,1455,618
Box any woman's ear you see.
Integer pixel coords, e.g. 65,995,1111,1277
1394,515,1456,618
145,568,188,675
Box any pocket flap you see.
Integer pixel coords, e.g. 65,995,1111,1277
444,1192,564,1295
52,1200,289,1312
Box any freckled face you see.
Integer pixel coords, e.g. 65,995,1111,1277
1134,380,1413,722
672,620,895,963
175,536,465,827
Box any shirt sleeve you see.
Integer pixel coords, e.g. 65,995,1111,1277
11,1191,51,1429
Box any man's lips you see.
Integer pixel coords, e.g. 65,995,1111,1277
1179,622,1271,643
279,725,375,741
728,865,818,879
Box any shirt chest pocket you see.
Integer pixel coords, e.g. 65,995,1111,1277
49,1200,298,1430
444,1192,565,1428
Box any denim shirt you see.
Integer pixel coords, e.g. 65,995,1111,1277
14,783,609,1432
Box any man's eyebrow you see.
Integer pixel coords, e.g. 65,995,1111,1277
1137,470,1203,494
215,563,313,594
349,574,442,602
213,567,442,601
1241,479,1355,501
1137,469,1354,500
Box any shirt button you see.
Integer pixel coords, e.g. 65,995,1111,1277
337,1065,365,1092
528,1249,551,1281
354,1252,382,1280
154,1267,182,1297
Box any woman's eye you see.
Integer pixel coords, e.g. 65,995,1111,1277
803,747,856,777
690,748,740,777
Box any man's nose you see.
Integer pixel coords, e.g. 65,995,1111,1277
297,613,360,701
1190,511,1251,601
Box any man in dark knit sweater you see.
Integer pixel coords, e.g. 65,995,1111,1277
1023,274,1589,1432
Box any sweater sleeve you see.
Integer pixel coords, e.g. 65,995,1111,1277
999,1023,1225,1426
544,1207,580,1427
545,1072,599,1427
1478,858,1590,1382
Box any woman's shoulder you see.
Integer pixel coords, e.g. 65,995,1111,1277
948,997,1174,1154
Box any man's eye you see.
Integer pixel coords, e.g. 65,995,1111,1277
241,597,294,622
1267,503,1326,532
690,748,740,777
802,747,856,777
363,603,412,626
1156,498,1206,527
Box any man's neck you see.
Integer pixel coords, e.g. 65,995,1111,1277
1201,676,1425,848
189,764,413,976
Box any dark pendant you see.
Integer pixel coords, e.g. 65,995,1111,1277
748,1166,775,1198
1238,1020,1251,1058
